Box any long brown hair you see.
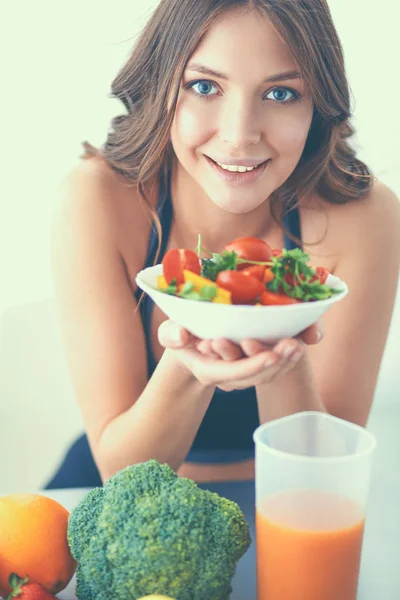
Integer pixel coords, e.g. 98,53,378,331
83,0,373,253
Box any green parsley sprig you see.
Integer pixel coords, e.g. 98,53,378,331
201,251,238,281
267,248,340,301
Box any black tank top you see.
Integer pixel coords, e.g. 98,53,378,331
135,169,303,463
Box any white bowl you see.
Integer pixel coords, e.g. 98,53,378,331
135,264,348,343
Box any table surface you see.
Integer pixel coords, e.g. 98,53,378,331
45,460,399,600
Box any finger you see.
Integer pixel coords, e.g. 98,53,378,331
158,320,196,349
300,319,324,345
196,340,221,360
210,338,245,361
273,338,303,359
218,356,284,390
180,347,280,384
221,348,304,390
196,339,213,354
240,339,271,357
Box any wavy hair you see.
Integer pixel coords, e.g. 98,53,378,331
83,0,373,253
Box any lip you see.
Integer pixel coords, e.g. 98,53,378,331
205,155,270,185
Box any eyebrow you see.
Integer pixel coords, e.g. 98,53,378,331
186,63,302,83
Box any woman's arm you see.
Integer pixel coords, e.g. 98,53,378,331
256,181,400,427
255,350,326,424
52,161,214,482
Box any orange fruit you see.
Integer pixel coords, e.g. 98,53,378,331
0,493,76,597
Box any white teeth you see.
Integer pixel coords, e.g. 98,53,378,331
217,163,258,172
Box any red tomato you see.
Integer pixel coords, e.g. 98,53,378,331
314,266,330,284
260,290,301,305
216,270,265,305
241,265,266,281
284,272,293,287
284,272,302,287
284,267,330,287
224,237,272,270
271,248,283,257
162,249,201,285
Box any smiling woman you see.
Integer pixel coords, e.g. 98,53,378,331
46,0,400,490
173,11,314,214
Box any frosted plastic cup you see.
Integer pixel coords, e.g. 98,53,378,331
253,411,376,600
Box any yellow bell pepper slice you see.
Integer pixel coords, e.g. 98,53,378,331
213,294,232,304
157,275,186,294
183,270,214,288
157,275,168,290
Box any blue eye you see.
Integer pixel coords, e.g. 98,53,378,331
187,80,218,97
265,87,298,103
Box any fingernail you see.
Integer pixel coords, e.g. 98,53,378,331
316,330,323,343
171,328,182,344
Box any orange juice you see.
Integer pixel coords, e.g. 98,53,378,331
256,489,365,600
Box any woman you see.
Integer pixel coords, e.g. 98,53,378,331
45,0,400,489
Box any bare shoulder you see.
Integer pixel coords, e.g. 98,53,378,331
335,178,399,230
54,156,148,236
334,179,400,259
53,155,157,277
301,179,400,270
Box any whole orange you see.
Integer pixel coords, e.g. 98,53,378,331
0,493,76,597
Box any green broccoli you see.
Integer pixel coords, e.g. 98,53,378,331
67,460,251,600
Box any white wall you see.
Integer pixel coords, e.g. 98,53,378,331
1,1,399,492
0,1,159,313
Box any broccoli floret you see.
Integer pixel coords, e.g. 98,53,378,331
67,460,251,600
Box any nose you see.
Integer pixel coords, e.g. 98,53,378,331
217,96,261,149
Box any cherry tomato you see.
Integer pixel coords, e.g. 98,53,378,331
314,266,330,284
241,265,266,281
260,290,301,306
271,248,283,257
284,272,302,287
284,267,330,287
224,237,272,270
216,270,265,305
162,248,201,285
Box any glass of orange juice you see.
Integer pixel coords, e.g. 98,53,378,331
253,411,376,600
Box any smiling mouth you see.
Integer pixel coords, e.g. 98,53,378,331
206,156,270,172
204,155,270,184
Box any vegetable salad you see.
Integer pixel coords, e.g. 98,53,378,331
157,236,340,306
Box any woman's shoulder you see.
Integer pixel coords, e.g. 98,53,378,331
53,155,159,274
54,155,155,228
301,179,400,266
326,178,398,219
327,178,399,248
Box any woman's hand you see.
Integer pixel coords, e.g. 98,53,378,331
158,319,323,391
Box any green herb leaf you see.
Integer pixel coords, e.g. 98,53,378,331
199,284,218,301
176,281,217,302
179,281,195,295
165,279,178,295
177,281,201,300
201,250,238,281
268,248,340,301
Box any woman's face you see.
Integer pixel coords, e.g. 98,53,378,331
170,8,314,214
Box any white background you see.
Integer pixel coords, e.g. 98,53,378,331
0,1,399,492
